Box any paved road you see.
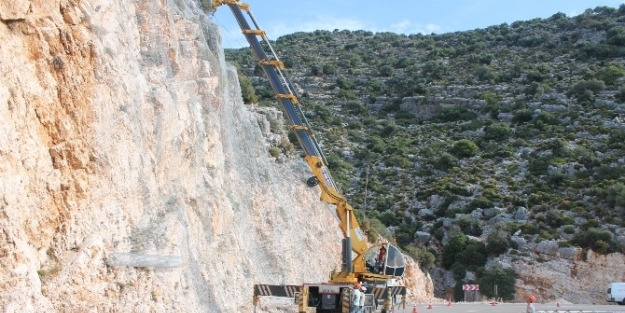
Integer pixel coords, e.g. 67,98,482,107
384,302,625,313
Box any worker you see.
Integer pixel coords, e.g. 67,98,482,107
526,295,536,313
378,245,387,263
376,245,387,273
350,283,362,313
358,286,367,313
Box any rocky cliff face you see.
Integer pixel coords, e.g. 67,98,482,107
0,1,433,312
512,249,625,304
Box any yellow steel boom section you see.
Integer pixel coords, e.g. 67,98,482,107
213,0,405,284
212,0,248,12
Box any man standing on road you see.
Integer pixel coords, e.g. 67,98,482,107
358,286,367,313
526,295,536,313
350,283,362,313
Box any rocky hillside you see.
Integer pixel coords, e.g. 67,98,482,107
0,1,433,312
226,4,625,303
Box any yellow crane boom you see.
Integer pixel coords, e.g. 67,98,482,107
212,1,406,312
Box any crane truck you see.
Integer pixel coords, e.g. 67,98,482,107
212,1,407,312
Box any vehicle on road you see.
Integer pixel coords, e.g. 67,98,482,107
607,282,625,305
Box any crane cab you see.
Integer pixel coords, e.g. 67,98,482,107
364,243,405,277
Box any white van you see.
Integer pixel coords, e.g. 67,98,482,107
607,282,625,305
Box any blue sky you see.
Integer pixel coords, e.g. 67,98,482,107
211,0,624,49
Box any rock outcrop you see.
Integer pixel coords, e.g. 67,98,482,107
0,1,357,312
1,1,434,312
513,250,625,304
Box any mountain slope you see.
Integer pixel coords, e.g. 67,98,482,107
225,4,625,302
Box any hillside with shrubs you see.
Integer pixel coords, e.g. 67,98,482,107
225,5,625,300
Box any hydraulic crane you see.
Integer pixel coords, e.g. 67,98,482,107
212,1,407,312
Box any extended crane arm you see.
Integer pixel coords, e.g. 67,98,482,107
212,0,404,283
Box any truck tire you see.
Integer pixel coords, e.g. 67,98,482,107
341,288,351,313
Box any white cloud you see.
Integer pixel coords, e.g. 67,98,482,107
388,19,441,35
391,19,412,33
416,23,442,34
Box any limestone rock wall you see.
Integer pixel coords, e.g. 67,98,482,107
0,1,352,312
513,250,625,304
402,258,435,303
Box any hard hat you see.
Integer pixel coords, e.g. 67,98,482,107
527,295,536,303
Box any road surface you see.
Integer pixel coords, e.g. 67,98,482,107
386,302,625,313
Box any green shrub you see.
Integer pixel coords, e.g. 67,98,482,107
451,262,466,280
456,217,483,236
403,245,436,270
616,85,625,103
385,155,412,168
467,196,493,210
524,82,552,98
558,241,572,248
606,183,625,208
534,112,558,126
582,219,601,230
449,139,479,158
477,266,517,300
433,153,458,171
378,211,401,226
394,223,420,246
365,227,379,243
432,228,444,241
484,123,511,141
486,224,511,255
594,65,625,85
453,282,465,303
572,227,617,254
512,109,533,124
595,165,625,181
607,25,625,46
268,146,281,157
481,188,500,202
236,69,258,104
445,183,472,197
570,79,606,96
442,233,468,269
366,218,392,242
545,210,565,228
594,240,610,254
455,240,487,270
563,225,576,234
528,156,553,176
539,228,560,241
323,63,337,75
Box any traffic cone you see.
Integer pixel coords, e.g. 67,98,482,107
427,302,433,309
412,304,418,313
556,301,561,307
447,300,451,306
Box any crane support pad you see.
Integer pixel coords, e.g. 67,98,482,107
254,284,302,297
